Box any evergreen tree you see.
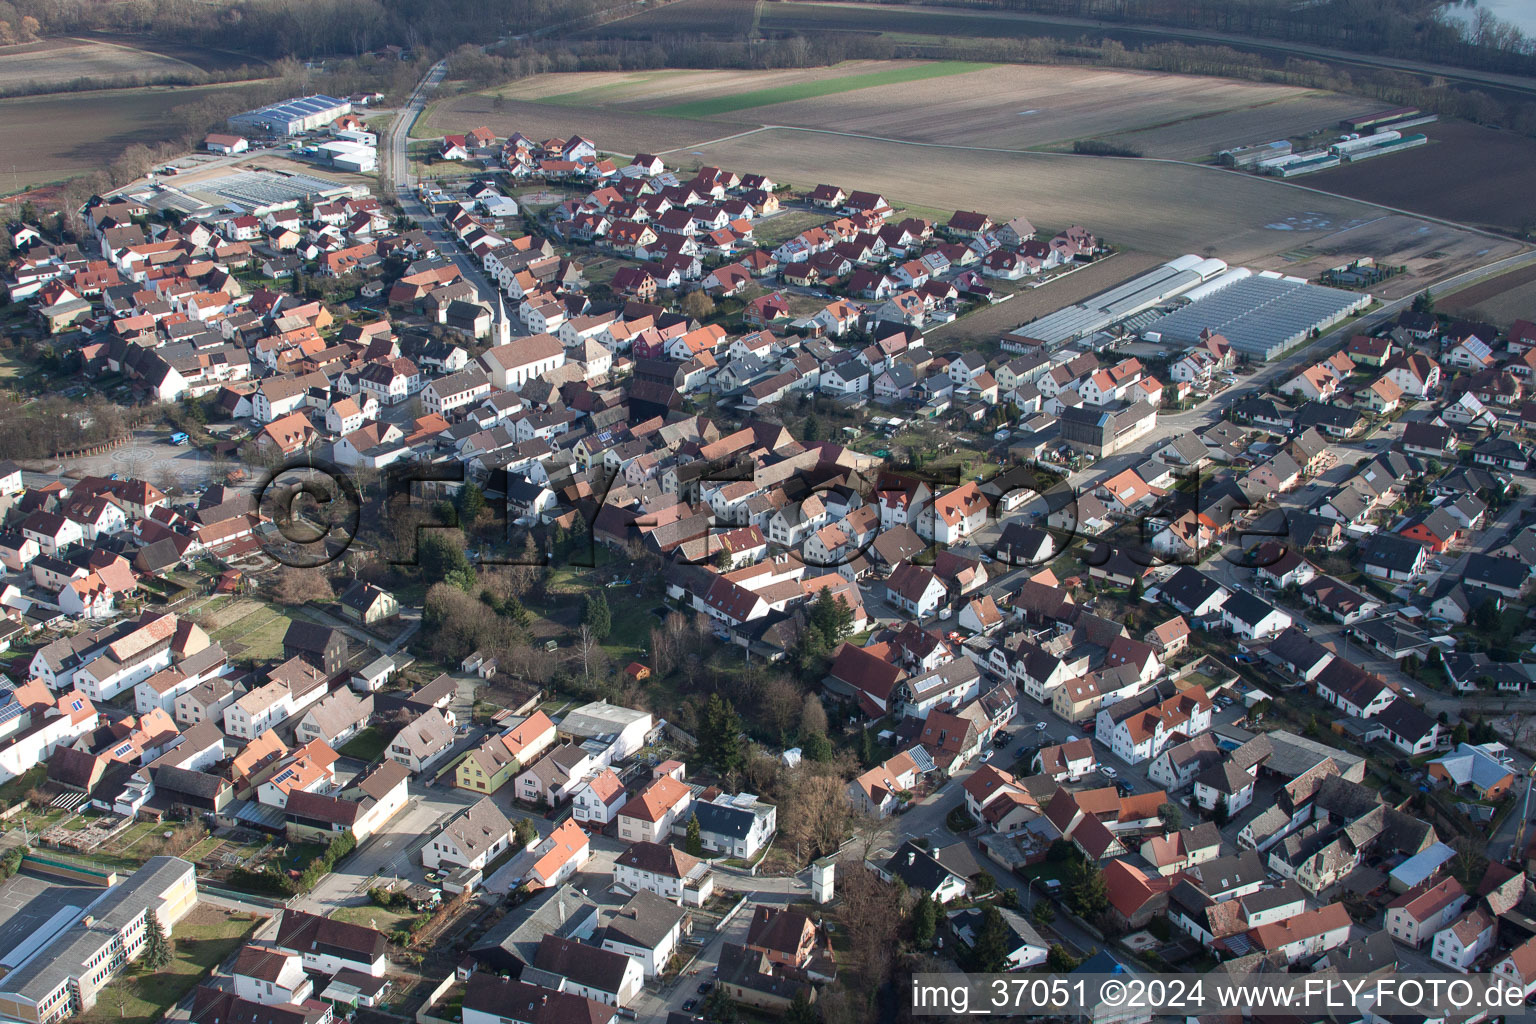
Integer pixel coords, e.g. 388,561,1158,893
458,483,487,523
699,694,745,774
910,891,937,947
583,590,612,640
966,905,1011,972
686,813,703,857
1031,900,1055,926
514,816,537,848
802,413,822,443
785,991,818,1024
1412,290,1435,314
859,727,877,767
1046,944,1081,972
505,596,531,628
802,732,833,762
419,531,472,587
1067,859,1110,919
143,913,173,969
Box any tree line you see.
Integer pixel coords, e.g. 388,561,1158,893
492,26,1536,139
832,0,1536,74
5,0,600,61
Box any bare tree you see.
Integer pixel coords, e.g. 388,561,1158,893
576,624,604,686
758,676,802,735
836,861,903,994
800,692,828,737
272,566,335,605
780,766,852,865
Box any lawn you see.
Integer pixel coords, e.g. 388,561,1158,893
652,61,990,118
331,903,419,932
80,905,259,1024
338,725,392,762
205,600,324,663
752,208,834,247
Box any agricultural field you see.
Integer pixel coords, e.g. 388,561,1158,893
417,95,734,157
590,0,1186,49
0,38,201,93
0,80,270,186
577,0,760,38
1307,120,1536,236
659,126,1525,277
714,65,1370,154
1438,261,1536,322
465,62,1375,159
1090,91,1382,161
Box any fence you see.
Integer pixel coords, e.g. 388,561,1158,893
414,974,458,1024
22,851,117,886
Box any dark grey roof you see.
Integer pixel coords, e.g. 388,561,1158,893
1361,534,1424,573
534,934,634,995
1184,849,1266,898
1221,591,1279,627
1464,552,1529,590
1374,698,1437,744
151,765,229,800
470,884,598,970
692,800,757,841
282,619,344,655
883,840,966,894
602,889,686,950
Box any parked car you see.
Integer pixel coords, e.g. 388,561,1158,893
1035,721,1048,732
698,981,714,994
1099,765,1118,779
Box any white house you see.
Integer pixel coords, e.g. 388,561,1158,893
231,947,312,1006
1431,907,1496,972
601,889,686,979
613,840,716,907
274,910,388,978
422,797,515,871
571,768,628,825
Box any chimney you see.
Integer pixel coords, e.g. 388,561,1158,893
907,852,915,866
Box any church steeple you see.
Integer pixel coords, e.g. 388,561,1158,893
496,290,511,346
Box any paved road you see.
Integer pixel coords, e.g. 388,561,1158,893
382,59,501,305
292,782,481,913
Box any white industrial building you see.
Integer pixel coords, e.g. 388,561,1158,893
316,140,377,174
229,95,352,137
1005,255,1227,348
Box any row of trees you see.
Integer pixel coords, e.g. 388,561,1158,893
0,395,135,460
8,0,600,60
508,24,1536,139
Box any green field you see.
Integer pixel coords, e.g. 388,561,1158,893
652,61,990,118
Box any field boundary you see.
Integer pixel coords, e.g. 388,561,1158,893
657,122,1531,246
651,60,992,118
